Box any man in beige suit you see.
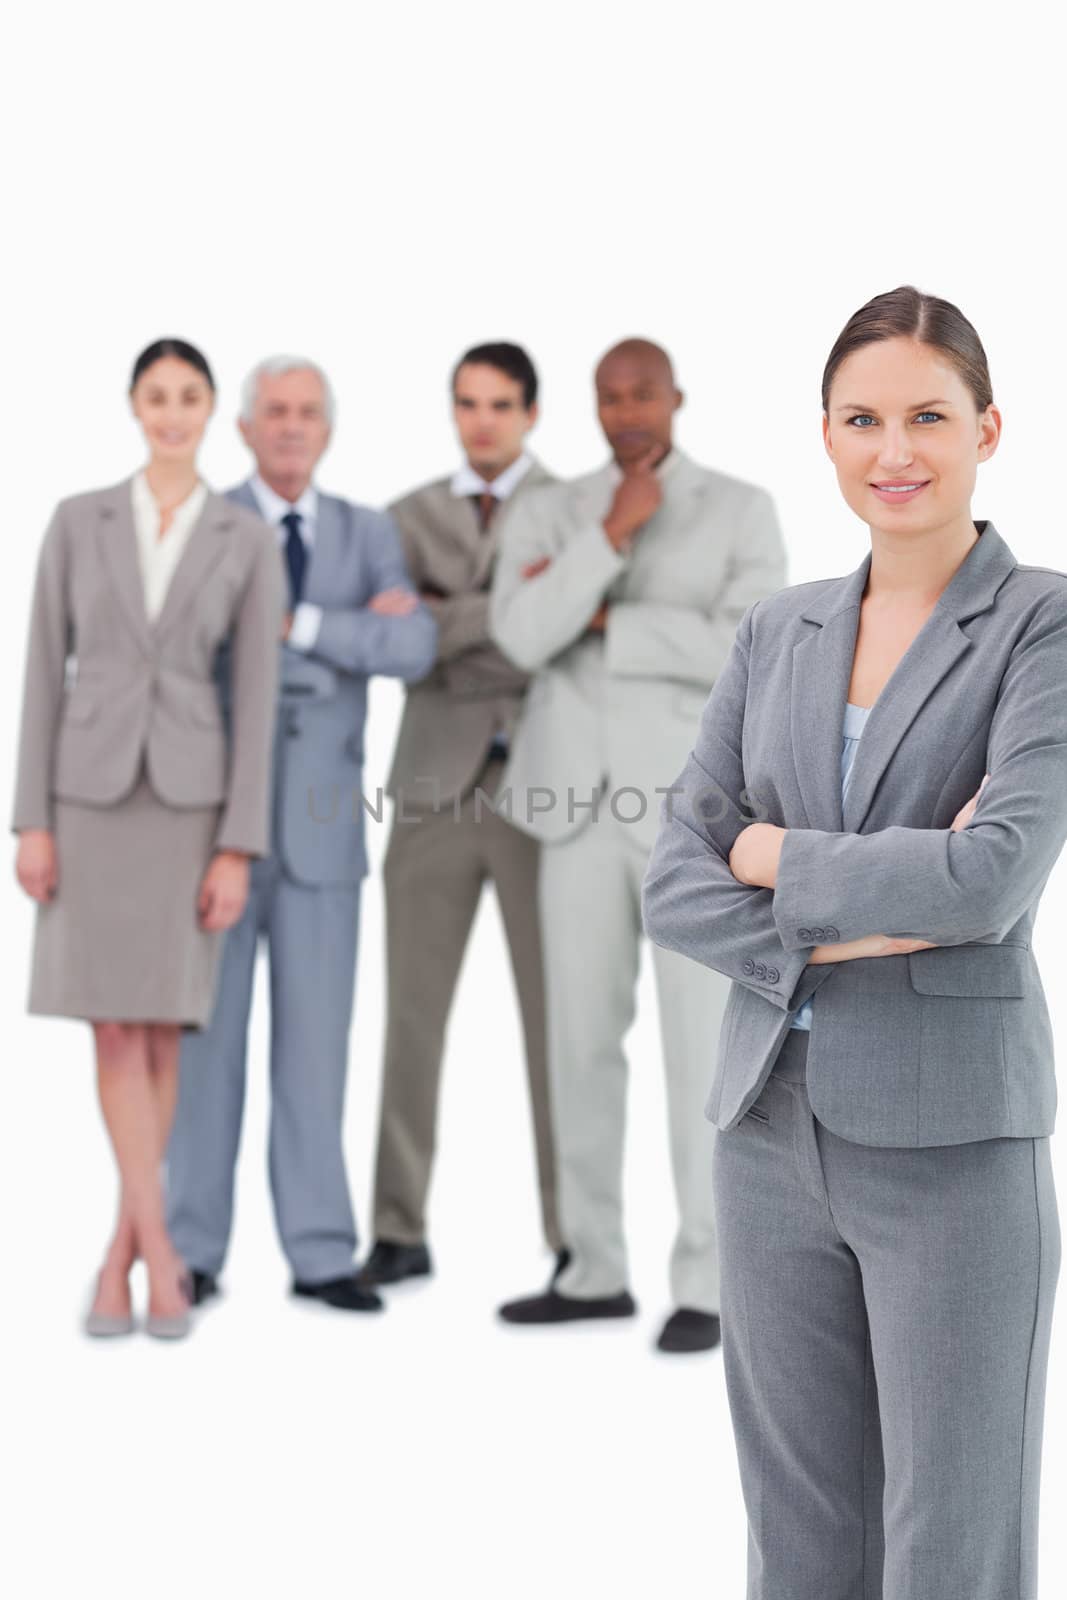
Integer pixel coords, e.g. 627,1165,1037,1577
489,339,786,1352
359,343,564,1288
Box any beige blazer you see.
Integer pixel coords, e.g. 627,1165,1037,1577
385,458,556,807
489,448,787,852
12,477,285,856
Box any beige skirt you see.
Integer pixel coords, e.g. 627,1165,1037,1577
29,768,224,1028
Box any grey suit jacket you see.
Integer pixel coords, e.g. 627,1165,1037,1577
221,482,437,885
642,520,1067,1147
489,448,786,852
12,478,284,855
385,458,555,808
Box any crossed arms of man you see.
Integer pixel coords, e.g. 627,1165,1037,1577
392,510,531,698
489,454,786,686
286,510,437,682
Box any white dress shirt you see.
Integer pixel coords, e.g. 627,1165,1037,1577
249,474,322,650
450,451,533,503
130,472,209,621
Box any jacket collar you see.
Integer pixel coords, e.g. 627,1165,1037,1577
790,521,1017,834
450,450,537,500
799,518,1016,626
601,443,694,492
96,476,234,652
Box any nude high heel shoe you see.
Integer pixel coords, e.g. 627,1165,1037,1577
83,1273,134,1339
145,1269,194,1341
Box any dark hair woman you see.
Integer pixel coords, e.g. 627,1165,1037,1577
12,340,284,1340
644,286,1061,1597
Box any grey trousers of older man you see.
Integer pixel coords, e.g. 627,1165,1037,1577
712,1026,1060,1600
541,808,728,1312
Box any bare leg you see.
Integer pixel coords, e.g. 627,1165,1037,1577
147,1022,183,1287
91,1190,138,1320
93,1022,188,1319
147,1023,181,1156
92,1026,179,1317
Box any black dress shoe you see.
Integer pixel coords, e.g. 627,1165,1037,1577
291,1274,384,1312
357,1239,433,1287
188,1270,219,1307
498,1288,637,1324
656,1308,721,1353
549,1247,572,1287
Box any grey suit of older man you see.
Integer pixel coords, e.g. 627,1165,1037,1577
167,482,437,1286
643,521,1063,1599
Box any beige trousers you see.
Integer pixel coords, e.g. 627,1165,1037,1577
372,756,561,1251
541,809,728,1311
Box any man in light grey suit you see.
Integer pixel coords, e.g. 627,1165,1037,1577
489,339,786,1351
167,356,437,1313
360,343,564,1289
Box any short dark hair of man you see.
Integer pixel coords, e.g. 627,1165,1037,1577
451,342,538,409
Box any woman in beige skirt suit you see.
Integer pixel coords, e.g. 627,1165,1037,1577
12,338,284,1339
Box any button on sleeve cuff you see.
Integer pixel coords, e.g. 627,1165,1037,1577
772,828,836,950
737,943,815,1010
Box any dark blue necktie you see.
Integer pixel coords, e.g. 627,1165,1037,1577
281,510,306,609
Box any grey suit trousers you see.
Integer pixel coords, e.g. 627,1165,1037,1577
167,854,361,1283
372,754,561,1251
542,809,727,1312
713,1027,1059,1600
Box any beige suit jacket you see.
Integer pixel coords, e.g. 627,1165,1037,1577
12,477,285,856
385,458,555,807
489,448,787,852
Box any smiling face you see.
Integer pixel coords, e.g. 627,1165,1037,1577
452,362,536,479
130,355,214,467
239,367,332,499
823,336,1001,537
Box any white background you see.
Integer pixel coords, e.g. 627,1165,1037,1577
3,3,1065,1596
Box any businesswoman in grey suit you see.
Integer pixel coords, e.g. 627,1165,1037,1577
644,287,1062,1598
12,339,283,1340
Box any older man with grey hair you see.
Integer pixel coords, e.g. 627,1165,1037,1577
166,356,437,1313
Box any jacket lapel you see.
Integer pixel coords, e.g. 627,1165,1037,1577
228,478,344,608
227,479,261,517
790,564,867,832
473,460,551,588
791,521,1017,835
433,464,543,591
521,457,553,493
95,482,152,655
152,492,233,641
568,463,620,547
439,481,483,562
303,492,345,604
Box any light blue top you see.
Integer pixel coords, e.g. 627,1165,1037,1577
787,700,871,1031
